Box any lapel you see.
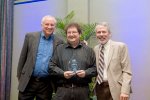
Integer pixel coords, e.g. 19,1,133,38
53,35,59,49
32,32,41,62
95,44,100,62
52,35,64,57
107,40,114,69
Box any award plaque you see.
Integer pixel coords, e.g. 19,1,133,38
69,59,78,72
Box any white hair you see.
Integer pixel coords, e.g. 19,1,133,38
95,22,111,33
41,15,57,25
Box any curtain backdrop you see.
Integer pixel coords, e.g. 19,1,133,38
0,0,14,99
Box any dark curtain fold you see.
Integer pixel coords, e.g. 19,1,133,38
0,0,14,100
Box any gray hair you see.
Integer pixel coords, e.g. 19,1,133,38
95,22,111,33
41,15,57,25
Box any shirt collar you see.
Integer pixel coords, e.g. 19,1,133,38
41,32,54,40
65,41,83,48
100,39,111,50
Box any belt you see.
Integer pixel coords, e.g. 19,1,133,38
31,76,49,82
59,83,88,88
101,81,109,87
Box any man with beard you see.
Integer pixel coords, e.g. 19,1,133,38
94,22,132,100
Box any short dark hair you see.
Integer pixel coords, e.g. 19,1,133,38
65,22,82,34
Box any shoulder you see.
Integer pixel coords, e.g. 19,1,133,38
94,44,99,51
25,31,41,38
55,43,65,50
82,44,95,53
111,40,128,49
53,34,64,44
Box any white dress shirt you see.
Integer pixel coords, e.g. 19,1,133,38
103,40,111,81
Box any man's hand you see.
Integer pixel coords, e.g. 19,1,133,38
64,71,75,79
120,93,129,100
76,70,85,78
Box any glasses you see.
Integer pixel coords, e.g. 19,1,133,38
67,31,79,34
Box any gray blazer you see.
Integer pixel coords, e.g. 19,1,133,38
17,31,63,92
94,40,132,100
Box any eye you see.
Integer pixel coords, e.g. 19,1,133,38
50,24,55,26
67,32,71,34
102,31,107,33
72,31,78,34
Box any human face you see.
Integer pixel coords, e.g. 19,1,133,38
41,18,56,37
96,25,111,45
67,27,80,47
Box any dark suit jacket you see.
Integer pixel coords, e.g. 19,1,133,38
17,31,63,92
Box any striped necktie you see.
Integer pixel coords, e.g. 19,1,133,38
97,45,105,84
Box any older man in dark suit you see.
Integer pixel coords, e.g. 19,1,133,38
17,15,63,100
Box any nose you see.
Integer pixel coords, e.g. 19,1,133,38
100,32,104,35
70,32,74,35
48,25,52,28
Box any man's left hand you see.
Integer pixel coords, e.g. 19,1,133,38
76,70,85,78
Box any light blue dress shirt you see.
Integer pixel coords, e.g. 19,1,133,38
33,32,53,77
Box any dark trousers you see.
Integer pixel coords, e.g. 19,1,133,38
96,82,113,100
18,77,52,100
53,86,89,100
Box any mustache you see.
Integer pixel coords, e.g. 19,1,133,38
98,36,106,39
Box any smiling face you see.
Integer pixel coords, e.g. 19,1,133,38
95,25,111,45
66,26,80,47
41,16,56,38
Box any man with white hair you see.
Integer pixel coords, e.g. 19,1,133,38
94,22,132,100
17,15,63,100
